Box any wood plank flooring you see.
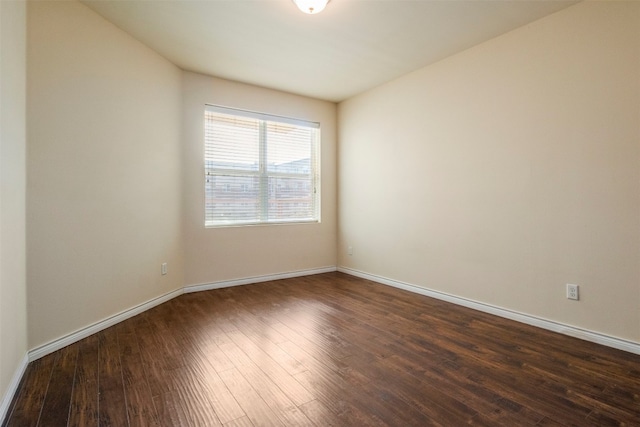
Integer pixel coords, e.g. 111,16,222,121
4,272,640,426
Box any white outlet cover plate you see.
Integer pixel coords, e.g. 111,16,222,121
566,284,579,300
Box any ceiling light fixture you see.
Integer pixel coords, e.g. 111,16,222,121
293,0,330,15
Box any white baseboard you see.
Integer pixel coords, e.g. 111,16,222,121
4,265,337,423
28,266,338,362
6,264,637,425
183,266,337,293
0,353,28,423
338,267,640,356
26,262,635,369
28,288,184,362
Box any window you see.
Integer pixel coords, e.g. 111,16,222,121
204,105,320,227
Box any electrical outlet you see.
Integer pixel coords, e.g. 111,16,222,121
566,284,579,300
161,263,167,276
348,246,353,256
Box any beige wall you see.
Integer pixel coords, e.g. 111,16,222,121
19,0,637,366
338,1,640,342
182,72,337,286
0,0,27,410
27,1,184,349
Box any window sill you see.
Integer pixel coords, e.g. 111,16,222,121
205,219,320,229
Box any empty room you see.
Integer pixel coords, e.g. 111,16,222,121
1,0,639,425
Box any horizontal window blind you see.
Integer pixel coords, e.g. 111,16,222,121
204,105,320,227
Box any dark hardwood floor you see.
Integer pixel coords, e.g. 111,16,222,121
4,272,640,426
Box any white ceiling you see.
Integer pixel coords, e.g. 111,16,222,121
82,0,578,103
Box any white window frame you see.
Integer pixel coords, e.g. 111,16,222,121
204,105,321,227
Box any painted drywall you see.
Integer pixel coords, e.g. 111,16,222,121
338,1,640,342
0,0,27,412
27,1,184,349
182,72,337,286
